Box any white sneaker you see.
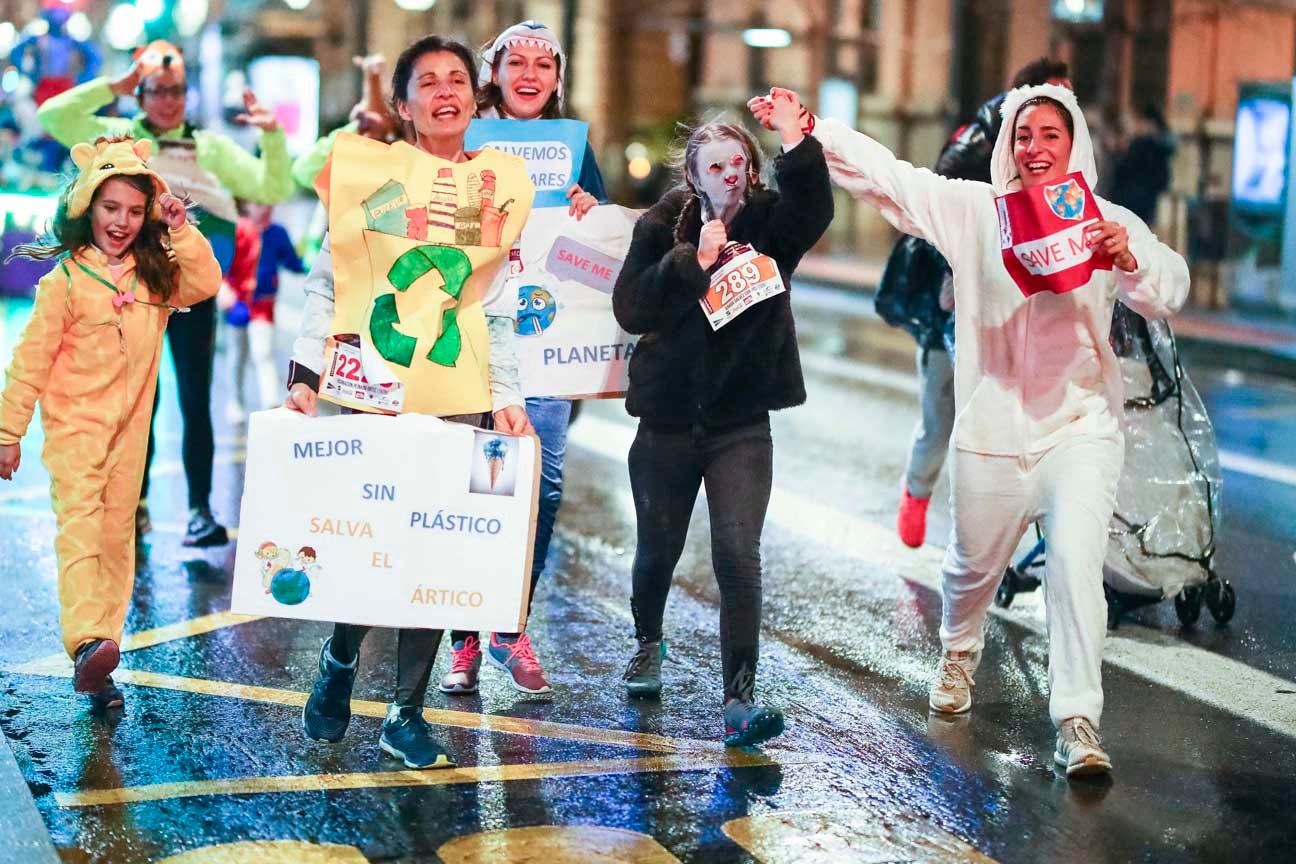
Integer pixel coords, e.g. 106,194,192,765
1055,717,1112,778
928,650,980,714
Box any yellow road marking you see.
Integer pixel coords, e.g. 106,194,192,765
438,826,682,863
109,669,696,754
6,611,261,676
122,610,262,652
156,840,369,863
723,810,999,864
56,750,824,808
7,612,706,754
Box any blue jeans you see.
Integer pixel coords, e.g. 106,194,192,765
526,396,571,595
451,396,569,642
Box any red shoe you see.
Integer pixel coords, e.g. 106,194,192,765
897,485,930,548
486,633,552,695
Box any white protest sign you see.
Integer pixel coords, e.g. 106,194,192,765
232,409,539,632
513,204,641,398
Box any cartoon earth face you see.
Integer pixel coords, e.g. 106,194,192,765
270,568,311,605
517,285,556,335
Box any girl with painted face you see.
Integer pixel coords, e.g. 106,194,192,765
289,36,534,771
0,137,221,711
752,85,1189,777
611,114,832,746
440,22,607,698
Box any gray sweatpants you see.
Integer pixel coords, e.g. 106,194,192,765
903,346,955,499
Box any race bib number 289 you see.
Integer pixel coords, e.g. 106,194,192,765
698,244,785,331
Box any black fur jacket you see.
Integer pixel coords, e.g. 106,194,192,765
612,134,833,430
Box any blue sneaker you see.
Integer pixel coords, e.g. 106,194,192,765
302,638,357,743
723,698,785,747
379,704,455,769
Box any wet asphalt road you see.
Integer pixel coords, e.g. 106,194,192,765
1,280,1294,863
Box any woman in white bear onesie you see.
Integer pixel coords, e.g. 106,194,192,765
751,84,1189,778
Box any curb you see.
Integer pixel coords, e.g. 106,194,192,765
0,733,59,863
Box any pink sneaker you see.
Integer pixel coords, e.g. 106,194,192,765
897,485,931,548
439,635,482,693
486,633,552,695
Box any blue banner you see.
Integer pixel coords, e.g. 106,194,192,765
466,119,589,209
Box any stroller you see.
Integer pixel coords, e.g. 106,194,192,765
995,303,1236,628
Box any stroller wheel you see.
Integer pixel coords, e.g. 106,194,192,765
1174,586,1204,627
995,569,1016,609
1205,579,1237,625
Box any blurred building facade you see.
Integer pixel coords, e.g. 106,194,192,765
4,0,1294,311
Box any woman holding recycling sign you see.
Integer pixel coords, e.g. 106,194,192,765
611,102,831,746
749,83,1188,777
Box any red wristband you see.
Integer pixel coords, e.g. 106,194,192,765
798,107,815,136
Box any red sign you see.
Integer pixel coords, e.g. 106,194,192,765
995,172,1113,297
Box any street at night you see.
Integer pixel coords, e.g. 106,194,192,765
1,281,1293,863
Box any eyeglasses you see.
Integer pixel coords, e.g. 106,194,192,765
142,85,187,100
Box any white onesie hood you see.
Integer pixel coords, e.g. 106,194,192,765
990,83,1097,194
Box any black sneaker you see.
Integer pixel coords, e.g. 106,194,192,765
183,506,229,547
302,638,357,743
622,637,664,697
379,704,455,769
89,676,125,710
135,503,152,537
73,639,120,695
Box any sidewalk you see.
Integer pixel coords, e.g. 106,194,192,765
797,253,1296,381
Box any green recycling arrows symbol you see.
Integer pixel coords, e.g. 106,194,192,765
369,244,473,369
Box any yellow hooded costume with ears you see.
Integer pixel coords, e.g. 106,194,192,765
0,136,221,658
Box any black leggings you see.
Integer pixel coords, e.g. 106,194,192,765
329,624,444,706
330,411,488,706
627,418,773,700
141,297,217,509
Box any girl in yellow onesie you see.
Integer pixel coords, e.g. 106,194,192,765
0,136,220,709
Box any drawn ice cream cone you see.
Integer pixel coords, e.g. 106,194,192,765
482,437,508,491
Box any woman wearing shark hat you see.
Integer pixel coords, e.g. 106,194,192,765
439,20,607,698
751,83,1188,777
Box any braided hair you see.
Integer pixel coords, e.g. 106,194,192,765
670,118,767,245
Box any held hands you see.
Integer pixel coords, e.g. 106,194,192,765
493,405,535,437
1085,221,1138,272
284,383,318,417
0,443,19,481
566,184,597,220
235,89,280,133
158,192,188,231
697,219,728,271
747,87,811,147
